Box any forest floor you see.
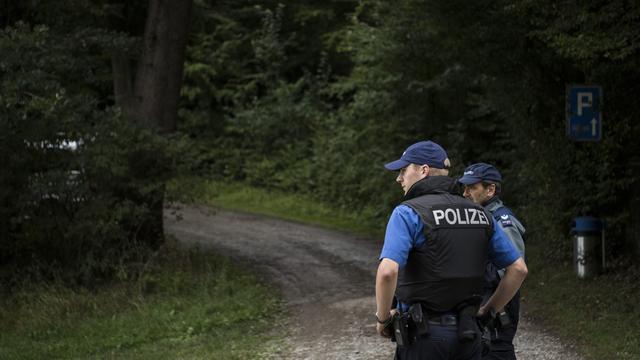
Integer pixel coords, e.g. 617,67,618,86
165,204,584,359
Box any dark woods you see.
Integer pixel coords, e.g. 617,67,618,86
2,0,640,288
0,0,192,287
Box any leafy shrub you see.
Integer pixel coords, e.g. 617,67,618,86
0,23,176,287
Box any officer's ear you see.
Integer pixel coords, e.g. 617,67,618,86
485,183,497,197
421,164,430,177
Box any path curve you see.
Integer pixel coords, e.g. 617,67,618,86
165,205,583,360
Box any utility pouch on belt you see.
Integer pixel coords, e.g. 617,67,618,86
497,310,512,328
481,325,492,356
392,312,410,347
408,303,430,337
456,296,482,342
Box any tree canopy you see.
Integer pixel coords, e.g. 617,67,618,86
2,0,640,285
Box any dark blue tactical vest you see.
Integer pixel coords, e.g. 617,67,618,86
395,176,494,313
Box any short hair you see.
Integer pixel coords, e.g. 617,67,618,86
430,167,450,176
482,181,501,196
409,163,449,176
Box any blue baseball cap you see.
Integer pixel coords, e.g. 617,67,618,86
458,163,502,185
384,140,450,171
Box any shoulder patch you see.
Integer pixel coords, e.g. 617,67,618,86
499,214,513,227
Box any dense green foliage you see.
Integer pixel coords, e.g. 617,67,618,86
3,2,639,356
180,0,640,268
3,0,639,285
0,1,176,286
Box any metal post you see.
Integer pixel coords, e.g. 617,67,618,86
602,220,606,271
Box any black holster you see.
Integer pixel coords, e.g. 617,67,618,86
391,304,430,347
391,312,410,346
456,296,482,342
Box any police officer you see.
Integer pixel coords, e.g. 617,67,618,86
458,163,526,360
375,141,528,360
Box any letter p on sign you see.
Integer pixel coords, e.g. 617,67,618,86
567,85,602,141
577,92,592,116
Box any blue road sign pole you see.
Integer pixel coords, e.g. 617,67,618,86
566,85,602,141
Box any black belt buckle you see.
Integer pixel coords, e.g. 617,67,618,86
428,314,457,326
440,314,458,326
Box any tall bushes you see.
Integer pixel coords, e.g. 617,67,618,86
0,20,175,286
182,0,640,265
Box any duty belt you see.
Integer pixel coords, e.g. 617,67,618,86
428,314,458,326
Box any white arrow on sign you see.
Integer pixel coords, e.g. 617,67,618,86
591,118,597,136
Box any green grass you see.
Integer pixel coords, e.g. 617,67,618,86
0,243,284,360
522,244,640,360
171,176,640,360
168,176,383,238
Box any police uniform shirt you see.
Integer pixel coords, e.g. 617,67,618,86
485,198,525,257
379,204,520,276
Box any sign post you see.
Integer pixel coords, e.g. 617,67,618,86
566,85,602,141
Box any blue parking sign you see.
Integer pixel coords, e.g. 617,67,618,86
566,85,602,141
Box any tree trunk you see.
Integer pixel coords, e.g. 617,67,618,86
111,0,193,247
131,0,192,133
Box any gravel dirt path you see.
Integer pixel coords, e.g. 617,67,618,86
165,205,584,360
